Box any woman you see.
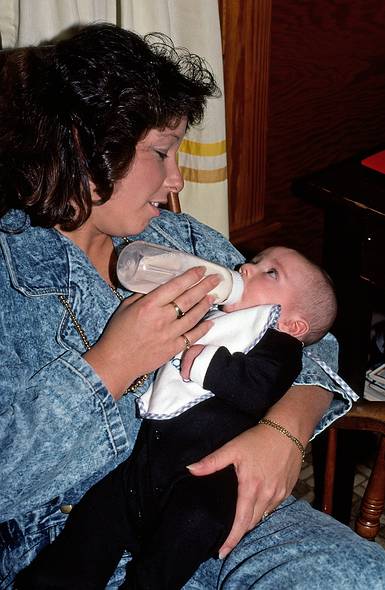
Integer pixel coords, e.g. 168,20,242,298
0,23,384,589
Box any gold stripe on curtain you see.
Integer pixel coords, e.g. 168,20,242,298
180,166,227,184
179,139,227,183
180,139,226,157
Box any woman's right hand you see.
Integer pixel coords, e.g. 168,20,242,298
84,267,220,399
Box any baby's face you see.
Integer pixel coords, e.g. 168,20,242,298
222,247,307,316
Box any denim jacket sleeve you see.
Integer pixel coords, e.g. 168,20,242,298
0,324,135,522
0,224,138,522
137,211,358,437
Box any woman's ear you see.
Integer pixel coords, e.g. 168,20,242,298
277,317,310,340
89,180,102,203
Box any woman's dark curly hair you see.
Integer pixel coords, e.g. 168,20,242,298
0,23,219,229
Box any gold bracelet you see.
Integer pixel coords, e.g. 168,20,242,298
123,374,149,395
258,418,306,462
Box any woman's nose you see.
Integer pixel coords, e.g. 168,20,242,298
165,158,184,193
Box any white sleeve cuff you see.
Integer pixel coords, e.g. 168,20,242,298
189,345,220,387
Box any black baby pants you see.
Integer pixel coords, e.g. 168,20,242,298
15,398,255,590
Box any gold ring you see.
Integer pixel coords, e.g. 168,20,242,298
261,511,270,521
171,300,185,319
182,334,191,352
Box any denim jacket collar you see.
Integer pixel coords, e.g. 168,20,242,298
0,209,70,296
0,209,188,297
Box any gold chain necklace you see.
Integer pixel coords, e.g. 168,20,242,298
58,237,148,394
108,284,124,302
107,282,149,393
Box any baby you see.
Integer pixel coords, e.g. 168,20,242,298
182,244,337,389
16,246,337,590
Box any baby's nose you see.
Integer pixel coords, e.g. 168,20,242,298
240,263,253,275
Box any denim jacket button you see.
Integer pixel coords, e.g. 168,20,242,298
60,504,73,514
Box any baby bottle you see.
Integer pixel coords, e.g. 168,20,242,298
116,240,244,305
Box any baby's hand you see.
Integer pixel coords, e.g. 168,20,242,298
180,344,205,381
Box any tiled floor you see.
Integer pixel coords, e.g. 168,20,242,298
292,445,385,549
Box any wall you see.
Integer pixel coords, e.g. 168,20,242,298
220,0,385,262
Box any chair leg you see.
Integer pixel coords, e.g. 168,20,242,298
322,426,338,514
355,435,385,540
167,191,181,213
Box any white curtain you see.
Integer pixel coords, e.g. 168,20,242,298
0,0,229,236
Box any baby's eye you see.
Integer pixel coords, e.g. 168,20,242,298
266,267,278,279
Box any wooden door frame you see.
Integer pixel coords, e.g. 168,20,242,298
219,0,272,243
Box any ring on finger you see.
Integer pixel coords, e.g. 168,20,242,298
182,334,191,352
261,511,270,521
171,300,185,319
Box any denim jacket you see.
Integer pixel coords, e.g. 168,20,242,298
0,208,356,585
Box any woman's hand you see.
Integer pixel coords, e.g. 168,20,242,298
186,385,333,559
187,422,303,559
85,267,221,399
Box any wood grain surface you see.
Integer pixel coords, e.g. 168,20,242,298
220,0,385,262
219,0,271,232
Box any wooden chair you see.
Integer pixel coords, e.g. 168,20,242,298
322,400,385,540
167,191,181,213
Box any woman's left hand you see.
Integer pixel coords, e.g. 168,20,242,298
187,384,332,559
186,421,302,559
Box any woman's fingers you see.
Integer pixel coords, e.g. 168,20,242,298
186,441,259,558
218,481,258,559
127,284,214,353
179,319,213,354
144,269,220,350
146,266,220,308
218,468,279,559
162,266,208,302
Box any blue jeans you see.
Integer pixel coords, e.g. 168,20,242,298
106,497,385,590
2,498,385,589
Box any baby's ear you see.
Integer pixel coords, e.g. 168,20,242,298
277,317,309,340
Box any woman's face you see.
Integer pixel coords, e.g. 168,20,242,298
90,117,187,237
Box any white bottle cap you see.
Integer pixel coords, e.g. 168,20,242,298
224,270,244,305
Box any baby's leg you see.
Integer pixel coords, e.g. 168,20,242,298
121,466,237,590
15,459,140,590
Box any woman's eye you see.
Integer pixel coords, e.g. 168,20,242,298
266,268,278,279
155,150,168,160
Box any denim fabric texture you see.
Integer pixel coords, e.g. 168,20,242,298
1,208,381,589
184,498,385,590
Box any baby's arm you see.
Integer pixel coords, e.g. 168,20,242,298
181,329,303,416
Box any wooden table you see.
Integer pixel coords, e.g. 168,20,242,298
293,149,385,393
293,149,385,521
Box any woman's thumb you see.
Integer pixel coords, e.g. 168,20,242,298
186,450,226,476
